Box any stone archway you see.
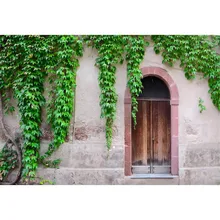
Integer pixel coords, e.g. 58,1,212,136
124,67,179,176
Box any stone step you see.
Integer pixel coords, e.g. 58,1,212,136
124,176,179,185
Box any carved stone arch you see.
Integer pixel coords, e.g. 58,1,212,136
124,66,179,176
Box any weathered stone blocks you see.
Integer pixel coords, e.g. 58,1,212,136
181,143,220,168
37,168,124,185
179,168,220,185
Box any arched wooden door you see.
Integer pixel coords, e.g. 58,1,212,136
132,76,171,174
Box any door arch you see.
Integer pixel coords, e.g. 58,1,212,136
124,67,179,176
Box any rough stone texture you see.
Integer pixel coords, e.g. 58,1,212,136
124,177,179,185
39,142,124,169
179,168,220,185
37,168,124,185
181,143,220,168
69,144,124,169
1,46,220,185
40,142,72,168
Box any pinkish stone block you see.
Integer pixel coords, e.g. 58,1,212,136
171,106,178,119
125,162,132,176
141,66,150,74
171,119,179,136
124,105,131,117
170,99,179,105
124,97,131,104
170,84,179,99
124,145,132,176
171,137,179,157
124,117,131,128
125,146,131,160
166,75,175,86
171,157,179,175
125,130,131,146
125,88,131,98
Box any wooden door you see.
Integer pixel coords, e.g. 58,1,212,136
132,100,171,174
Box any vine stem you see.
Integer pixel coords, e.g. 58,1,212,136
0,92,22,185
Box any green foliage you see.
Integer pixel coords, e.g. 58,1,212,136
39,178,55,185
0,35,49,180
124,36,149,127
84,35,126,149
41,158,61,168
0,35,83,181
198,98,206,113
0,144,18,181
152,35,220,110
40,36,83,161
212,35,220,47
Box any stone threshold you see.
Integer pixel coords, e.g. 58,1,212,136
130,174,178,179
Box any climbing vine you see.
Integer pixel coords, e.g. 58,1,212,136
124,36,149,127
0,142,18,181
0,36,49,181
198,98,206,113
152,35,220,110
84,36,126,149
212,35,220,47
0,35,83,182
40,36,83,162
0,35,219,183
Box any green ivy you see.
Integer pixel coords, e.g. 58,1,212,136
84,35,126,149
198,98,206,113
212,35,220,47
0,143,18,181
124,36,149,127
40,36,83,160
0,36,18,114
0,36,49,180
152,35,220,110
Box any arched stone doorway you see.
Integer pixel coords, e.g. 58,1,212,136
124,67,179,176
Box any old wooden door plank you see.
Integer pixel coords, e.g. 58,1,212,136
152,101,171,168
142,101,148,165
132,100,144,165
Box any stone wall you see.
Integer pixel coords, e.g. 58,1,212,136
1,44,220,184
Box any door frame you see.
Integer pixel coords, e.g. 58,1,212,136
124,67,179,176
